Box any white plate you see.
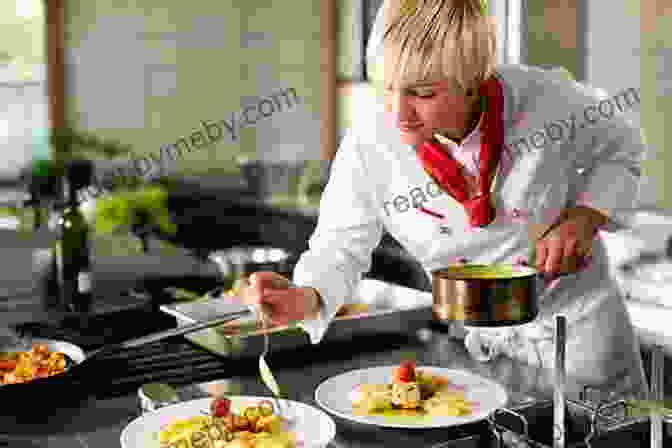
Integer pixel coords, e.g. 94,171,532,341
120,396,336,448
315,366,508,429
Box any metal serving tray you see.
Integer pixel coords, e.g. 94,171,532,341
160,279,433,359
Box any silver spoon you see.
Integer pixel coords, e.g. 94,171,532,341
258,304,295,427
239,275,295,427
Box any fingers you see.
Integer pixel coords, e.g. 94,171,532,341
238,278,258,306
258,288,292,305
560,237,578,274
242,273,305,326
544,237,564,274
238,272,272,304
246,272,289,304
536,235,585,275
249,272,290,291
535,240,548,272
257,288,306,326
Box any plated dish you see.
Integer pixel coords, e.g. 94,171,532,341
0,343,73,385
349,360,474,417
120,397,336,448
315,363,508,429
158,397,292,447
123,295,336,447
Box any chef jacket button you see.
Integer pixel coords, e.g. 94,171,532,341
439,225,452,235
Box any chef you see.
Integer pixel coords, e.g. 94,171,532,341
244,0,649,398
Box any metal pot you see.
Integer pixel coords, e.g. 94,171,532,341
431,264,544,326
237,158,305,198
208,247,294,278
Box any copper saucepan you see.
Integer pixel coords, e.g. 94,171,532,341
431,264,547,326
429,206,662,327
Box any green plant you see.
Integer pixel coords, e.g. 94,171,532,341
0,206,33,232
93,185,176,237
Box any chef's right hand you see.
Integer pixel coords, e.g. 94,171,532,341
241,271,322,326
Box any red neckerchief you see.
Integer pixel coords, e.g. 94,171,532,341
416,76,504,227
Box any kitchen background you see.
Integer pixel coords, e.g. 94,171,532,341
1,1,672,346
0,1,664,201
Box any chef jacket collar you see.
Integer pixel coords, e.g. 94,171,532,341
433,111,485,153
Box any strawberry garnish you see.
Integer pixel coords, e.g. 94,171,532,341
210,397,231,417
395,360,416,383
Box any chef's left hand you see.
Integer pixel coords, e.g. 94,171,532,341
535,206,608,276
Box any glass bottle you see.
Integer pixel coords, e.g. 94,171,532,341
54,163,93,313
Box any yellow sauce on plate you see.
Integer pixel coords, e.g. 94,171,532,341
353,407,435,424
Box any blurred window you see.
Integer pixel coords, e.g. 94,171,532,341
0,0,47,182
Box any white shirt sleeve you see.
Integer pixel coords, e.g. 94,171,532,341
569,94,646,232
293,128,384,344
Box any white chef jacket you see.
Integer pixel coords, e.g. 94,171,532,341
294,64,648,397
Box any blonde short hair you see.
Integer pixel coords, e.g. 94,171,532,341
368,0,497,92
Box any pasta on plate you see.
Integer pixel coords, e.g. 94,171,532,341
157,399,296,448
349,360,475,417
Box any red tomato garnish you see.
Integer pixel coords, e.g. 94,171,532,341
210,397,231,417
395,360,416,383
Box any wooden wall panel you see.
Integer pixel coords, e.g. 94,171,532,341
321,0,337,161
45,0,65,130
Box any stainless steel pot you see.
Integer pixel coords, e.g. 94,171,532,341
431,264,545,326
237,158,305,198
208,247,294,278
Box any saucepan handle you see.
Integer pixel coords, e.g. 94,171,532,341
514,249,551,299
523,245,592,299
535,272,547,300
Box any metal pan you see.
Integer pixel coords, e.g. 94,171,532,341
167,278,434,359
0,306,253,417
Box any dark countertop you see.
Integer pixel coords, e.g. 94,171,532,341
1,244,214,330
0,321,621,448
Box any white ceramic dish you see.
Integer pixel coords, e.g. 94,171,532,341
315,365,508,429
120,396,336,448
